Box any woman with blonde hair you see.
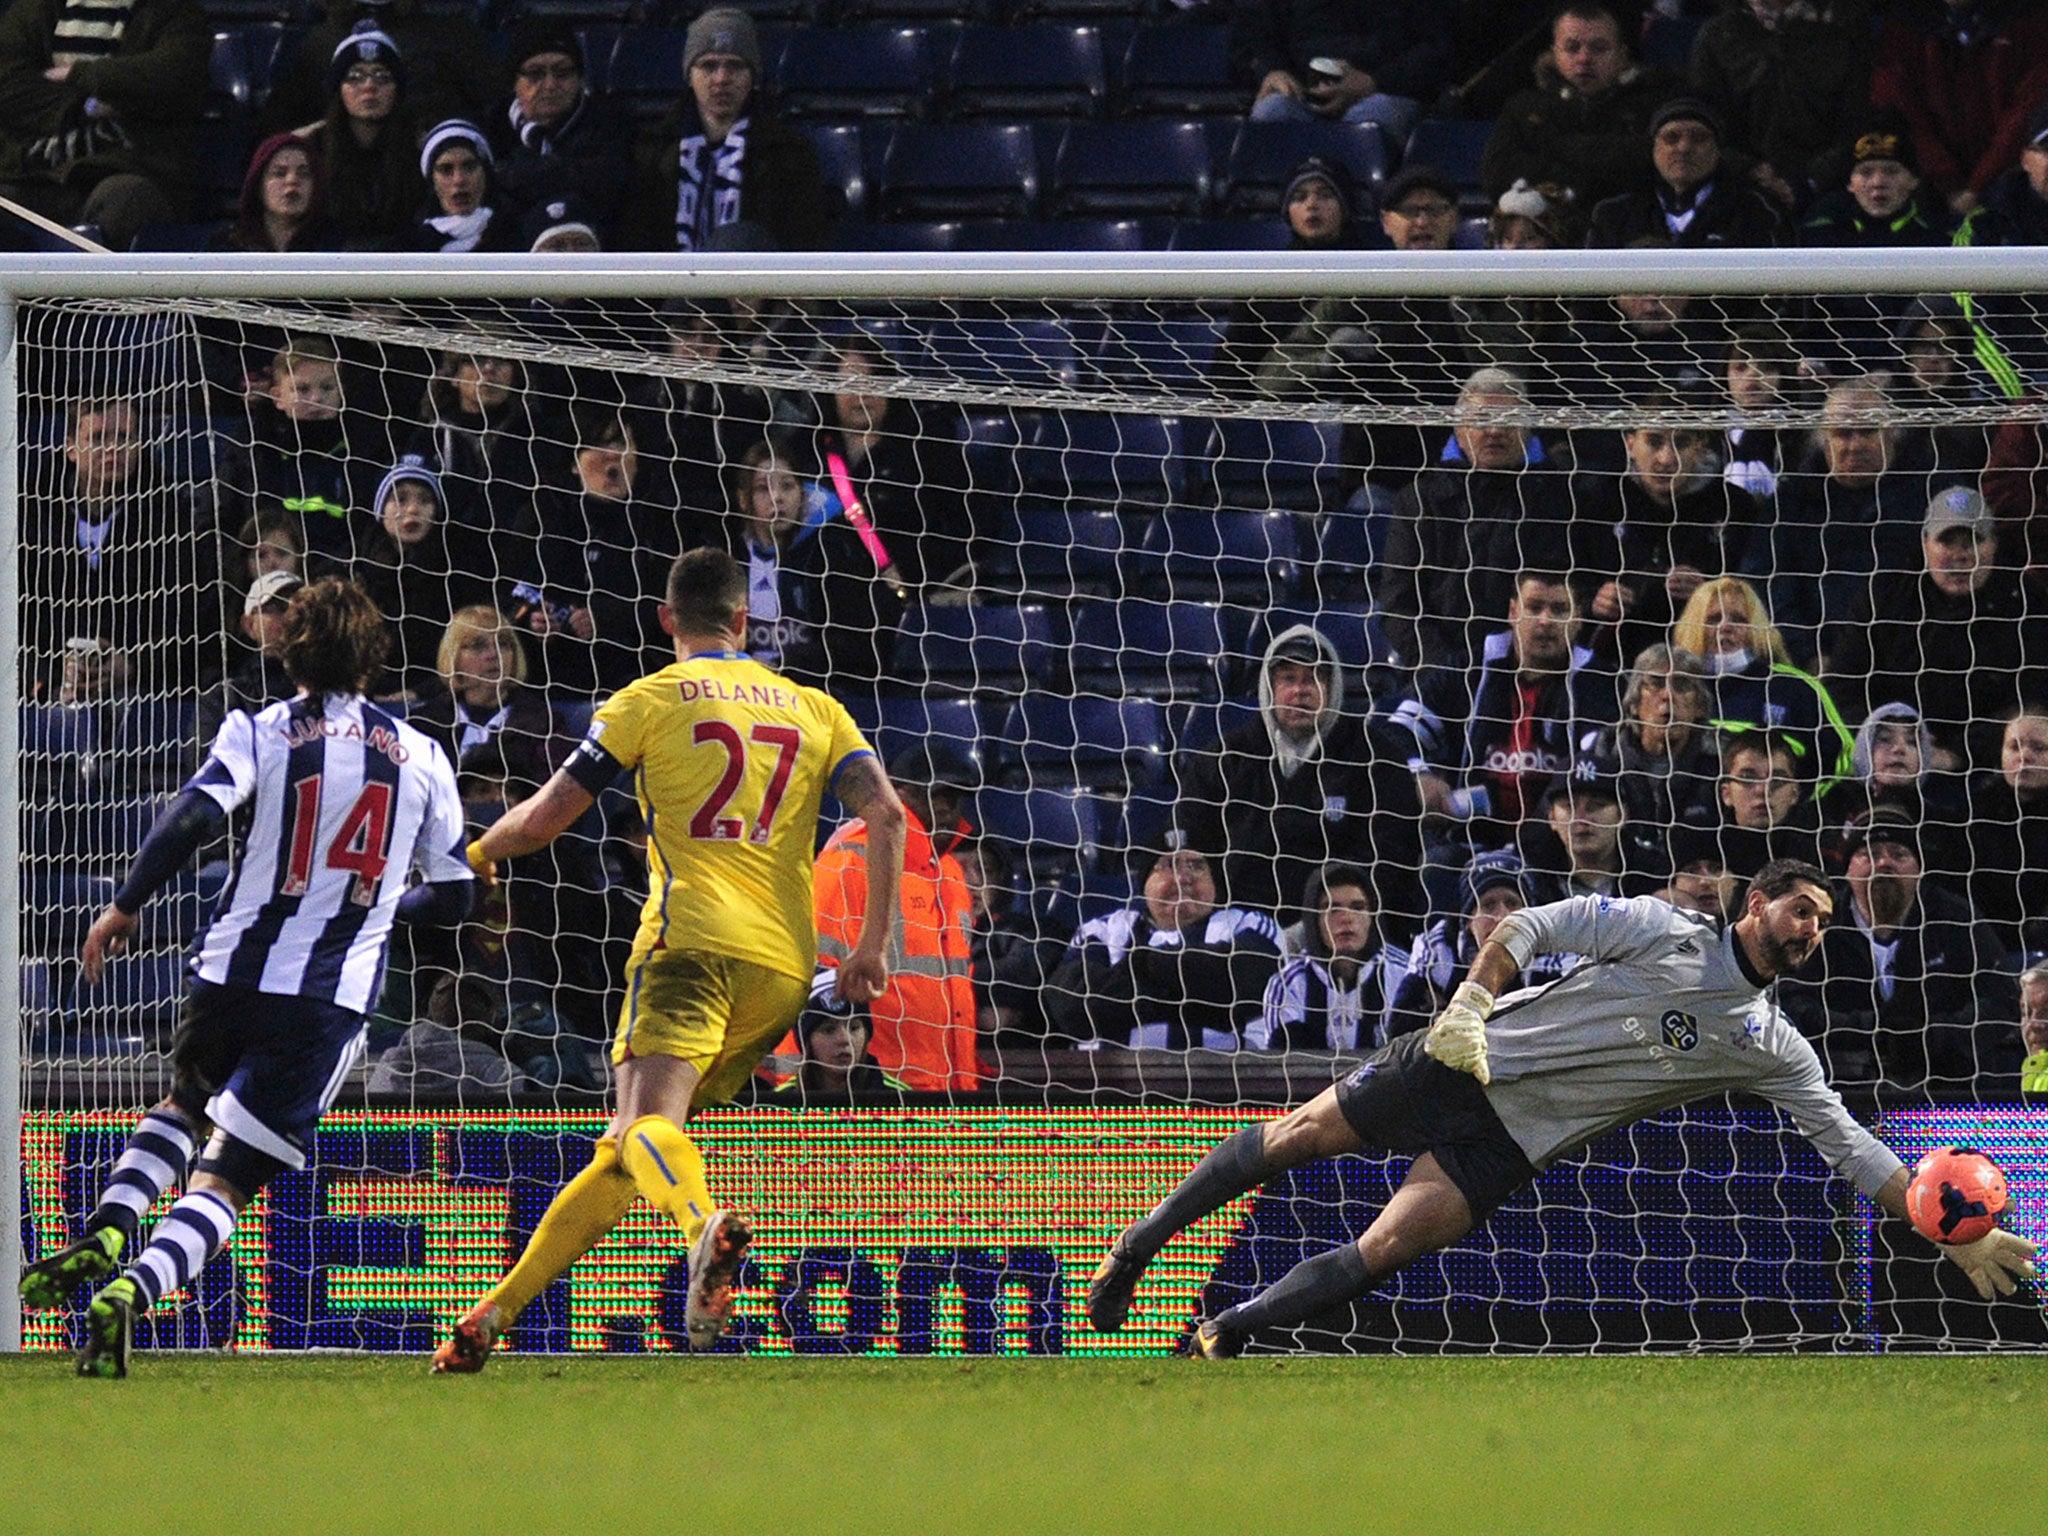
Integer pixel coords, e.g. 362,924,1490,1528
1672,575,1855,796
406,604,560,793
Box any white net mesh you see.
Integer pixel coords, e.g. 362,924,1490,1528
14,259,2048,1354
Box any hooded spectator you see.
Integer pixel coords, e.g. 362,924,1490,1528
1248,863,1411,1052
1177,623,1427,935
215,132,339,253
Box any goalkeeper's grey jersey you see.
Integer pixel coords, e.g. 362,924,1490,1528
1483,895,1903,1198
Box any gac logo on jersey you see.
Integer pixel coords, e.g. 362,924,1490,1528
1660,1010,1700,1051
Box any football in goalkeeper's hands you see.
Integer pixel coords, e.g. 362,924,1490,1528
1905,1146,2010,1246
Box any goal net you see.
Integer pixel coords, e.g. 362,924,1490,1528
9,250,2048,1357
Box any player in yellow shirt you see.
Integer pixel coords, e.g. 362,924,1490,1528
432,548,905,1369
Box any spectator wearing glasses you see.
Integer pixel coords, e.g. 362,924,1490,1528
303,23,418,251
634,8,827,253
489,22,635,246
264,0,504,137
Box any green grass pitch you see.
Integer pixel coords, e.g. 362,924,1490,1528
3,1352,2040,1534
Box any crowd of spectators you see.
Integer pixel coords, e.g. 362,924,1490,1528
12,0,2048,1108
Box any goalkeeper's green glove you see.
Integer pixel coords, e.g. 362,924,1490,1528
1424,981,1495,1085
1940,1228,2039,1300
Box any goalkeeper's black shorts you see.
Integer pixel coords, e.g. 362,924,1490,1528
1333,1031,1539,1221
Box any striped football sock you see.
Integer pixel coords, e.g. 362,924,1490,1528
619,1115,715,1245
91,1111,199,1248
126,1190,238,1311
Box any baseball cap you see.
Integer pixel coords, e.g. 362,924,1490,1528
1380,165,1458,212
1849,118,1917,176
244,569,303,617
1924,484,1992,539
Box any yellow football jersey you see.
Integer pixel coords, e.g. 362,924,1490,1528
583,649,874,982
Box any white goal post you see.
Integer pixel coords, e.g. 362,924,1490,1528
5,247,2046,1358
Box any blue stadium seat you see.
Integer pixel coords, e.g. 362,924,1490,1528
1134,509,1303,602
129,219,233,252
837,219,964,250
1078,312,1227,389
1001,503,1132,597
1205,417,1345,512
1401,118,1494,203
197,0,311,22
1220,121,1388,214
1066,597,1244,700
778,27,935,119
799,121,869,222
583,26,691,121
1018,411,1188,509
943,24,1106,119
925,315,1079,389
955,409,1025,492
1166,217,1293,251
110,696,199,793
872,695,989,776
659,0,823,22
996,694,1170,790
507,0,640,24
1118,24,1240,117
876,121,1039,218
891,602,1057,695
948,217,1154,250
1049,119,1211,218
1007,0,1148,20
1244,604,1390,679
974,785,1108,875
835,0,994,22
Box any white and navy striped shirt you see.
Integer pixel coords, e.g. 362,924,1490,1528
186,694,470,1014
1249,948,1410,1053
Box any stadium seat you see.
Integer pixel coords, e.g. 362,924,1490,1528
943,24,1107,119
836,0,992,19
925,315,1079,389
1001,503,1131,597
1078,311,1227,390
1165,217,1293,251
778,27,935,119
192,119,255,218
1118,24,1240,117
583,26,691,121
890,602,1057,695
973,785,1107,875
1048,119,1211,218
129,220,233,252
1018,410,1188,509
1204,417,1345,512
1134,509,1303,602
956,408,1025,492
876,121,1040,218
948,217,1153,250
109,696,199,793
207,23,286,121
1401,118,1494,204
1244,603,1390,678
799,121,870,222
1219,121,1388,215
197,0,310,22
837,219,964,250
872,694,989,776
1066,597,1243,700
659,0,823,22
1006,0,1148,20
506,0,641,24
995,694,1170,790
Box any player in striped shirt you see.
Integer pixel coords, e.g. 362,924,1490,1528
431,548,903,1369
21,579,474,1378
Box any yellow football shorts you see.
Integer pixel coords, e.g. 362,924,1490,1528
612,947,809,1104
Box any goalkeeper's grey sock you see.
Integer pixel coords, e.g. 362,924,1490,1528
1218,1241,1373,1338
1116,1125,1277,1263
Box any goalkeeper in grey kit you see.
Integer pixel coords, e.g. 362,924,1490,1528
1087,859,2040,1357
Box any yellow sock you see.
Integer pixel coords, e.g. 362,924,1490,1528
619,1114,715,1244
484,1136,637,1324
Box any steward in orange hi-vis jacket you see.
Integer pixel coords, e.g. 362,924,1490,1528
813,743,980,1092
